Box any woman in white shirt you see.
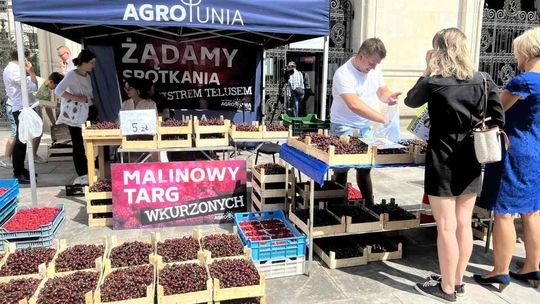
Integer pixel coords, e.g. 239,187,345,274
121,78,156,111
54,49,97,179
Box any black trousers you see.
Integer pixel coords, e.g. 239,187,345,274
68,126,88,176
11,111,27,176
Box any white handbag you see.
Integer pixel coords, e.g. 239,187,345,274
472,73,509,164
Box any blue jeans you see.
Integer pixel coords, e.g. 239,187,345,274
290,93,303,117
330,122,372,137
6,104,16,139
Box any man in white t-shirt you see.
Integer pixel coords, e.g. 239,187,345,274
57,46,75,75
330,38,401,204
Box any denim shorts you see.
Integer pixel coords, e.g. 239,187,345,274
330,122,372,137
6,104,16,139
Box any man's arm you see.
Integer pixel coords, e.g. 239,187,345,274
377,86,401,105
341,93,388,124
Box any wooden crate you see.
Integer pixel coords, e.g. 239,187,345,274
367,242,403,262
85,185,112,214
286,136,311,153
29,268,101,304
151,230,203,265
158,117,193,148
251,160,292,184
156,255,212,304
412,145,426,164
230,122,263,139
82,121,121,139
0,243,55,284
313,242,368,269
194,133,229,147
193,116,230,134
288,209,346,237
473,224,489,241
382,212,421,230
345,215,383,233
108,236,154,269
372,146,414,165
46,238,108,276
251,193,286,211
94,262,155,304
295,181,346,201
262,124,291,138
121,135,157,149
252,179,290,199
473,206,491,219
306,144,372,166
208,255,266,303
88,213,113,227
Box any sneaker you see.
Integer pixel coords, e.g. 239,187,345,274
0,158,12,168
415,280,456,303
34,155,47,164
428,274,465,296
13,174,30,184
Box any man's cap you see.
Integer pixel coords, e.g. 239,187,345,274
287,61,296,67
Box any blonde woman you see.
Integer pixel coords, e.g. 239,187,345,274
405,28,504,303
475,27,540,290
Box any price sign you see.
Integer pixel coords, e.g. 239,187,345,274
119,109,157,136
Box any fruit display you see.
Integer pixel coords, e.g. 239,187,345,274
293,209,341,226
209,259,260,288
239,219,294,241
374,146,408,154
160,263,207,296
254,163,286,175
366,199,417,221
161,118,189,127
156,236,200,263
234,124,259,132
100,265,153,302
301,133,369,154
0,188,8,196
347,183,362,201
0,278,41,303
36,271,99,304
2,207,61,232
222,298,261,304
110,241,152,268
199,118,225,126
87,121,120,129
327,205,379,224
55,244,104,272
265,123,287,132
88,179,112,192
202,234,244,258
315,237,364,259
0,247,56,276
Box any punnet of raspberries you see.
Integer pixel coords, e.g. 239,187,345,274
202,234,244,258
161,118,189,127
0,247,56,276
160,263,207,295
55,244,104,272
100,265,154,302
2,207,61,232
255,163,286,175
199,118,224,126
0,278,41,304
157,236,200,263
265,123,287,131
0,187,8,195
87,121,120,129
222,298,261,304
235,124,259,132
37,271,99,304
209,259,260,288
110,241,152,268
88,179,112,192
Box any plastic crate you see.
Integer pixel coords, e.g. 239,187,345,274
3,217,65,249
0,204,65,241
254,256,304,279
0,199,17,225
0,179,19,210
234,210,306,261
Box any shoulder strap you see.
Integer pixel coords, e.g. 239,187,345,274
478,72,488,129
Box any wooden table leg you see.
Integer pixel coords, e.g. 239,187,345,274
98,146,106,180
86,140,96,185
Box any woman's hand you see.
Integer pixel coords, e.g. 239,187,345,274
423,50,433,77
76,95,88,102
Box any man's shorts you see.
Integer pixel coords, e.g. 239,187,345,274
329,122,372,137
6,104,16,139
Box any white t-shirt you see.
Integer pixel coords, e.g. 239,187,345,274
330,58,385,129
2,62,37,112
54,70,94,106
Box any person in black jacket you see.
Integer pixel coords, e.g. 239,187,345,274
405,28,504,303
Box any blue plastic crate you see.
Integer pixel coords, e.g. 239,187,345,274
0,179,19,211
3,217,64,249
235,210,306,261
0,199,17,225
0,204,65,241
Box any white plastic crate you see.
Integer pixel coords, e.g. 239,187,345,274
254,256,304,279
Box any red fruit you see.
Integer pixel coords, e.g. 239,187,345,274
0,278,41,303
2,207,61,232
0,188,9,195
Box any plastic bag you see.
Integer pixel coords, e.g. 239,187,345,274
374,105,401,141
18,106,43,144
56,99,89,127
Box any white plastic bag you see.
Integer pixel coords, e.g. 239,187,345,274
18,106,43,144
374,105,401,141
56,99,89,127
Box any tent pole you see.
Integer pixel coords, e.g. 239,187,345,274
15,21,38,206
320,36,329,121
261,50,266,124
